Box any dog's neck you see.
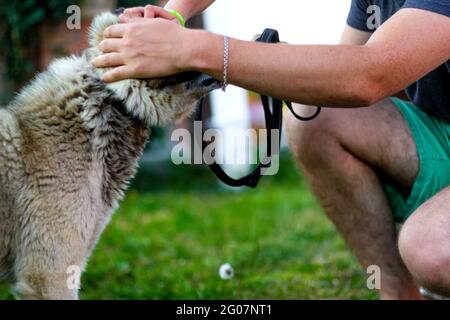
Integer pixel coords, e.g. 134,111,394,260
9,55,150,210
79,72,149,209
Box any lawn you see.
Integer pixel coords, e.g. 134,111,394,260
0,152,377,299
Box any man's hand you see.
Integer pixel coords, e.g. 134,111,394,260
91,18,199,82
92,4,196,83
92,2,216,83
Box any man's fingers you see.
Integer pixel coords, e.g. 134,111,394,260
123,7,145,18
120,5,177,23
143,5,156,18
120,7,144,22
118,14,131,23
101,66,134,83
91,53,124,69
99,39,122,53
144,5,175,20
121,17,149,24
103,24,127,38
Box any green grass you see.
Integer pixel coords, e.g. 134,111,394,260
0,152,377,299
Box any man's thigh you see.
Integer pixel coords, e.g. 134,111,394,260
286,99,419,190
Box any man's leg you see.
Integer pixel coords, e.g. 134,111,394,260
286,99,421,299
399,186,450,296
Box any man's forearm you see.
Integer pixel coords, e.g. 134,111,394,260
187,9,450,108
164,0,214,20
189,31,383,108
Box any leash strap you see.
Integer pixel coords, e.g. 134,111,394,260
195,28,321,188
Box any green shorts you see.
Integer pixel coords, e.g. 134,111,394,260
384,98,450,223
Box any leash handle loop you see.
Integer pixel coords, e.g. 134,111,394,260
196,28,321,188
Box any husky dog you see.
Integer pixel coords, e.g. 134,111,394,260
0,12,219,299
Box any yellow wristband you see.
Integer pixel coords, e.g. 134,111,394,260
167,9,186,27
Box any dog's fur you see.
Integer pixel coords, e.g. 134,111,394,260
0,13,217,299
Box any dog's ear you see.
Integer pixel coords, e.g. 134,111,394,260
86,12,166,127
88,12,119,48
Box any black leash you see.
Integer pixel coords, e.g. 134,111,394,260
195,28,321,188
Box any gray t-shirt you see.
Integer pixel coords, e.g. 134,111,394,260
347,0,450,123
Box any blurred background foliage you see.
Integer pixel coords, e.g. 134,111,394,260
0,0,83,86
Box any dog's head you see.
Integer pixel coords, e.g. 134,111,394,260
85,12,220,127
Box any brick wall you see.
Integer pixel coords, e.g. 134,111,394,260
0,1,117,101
39,0,117,69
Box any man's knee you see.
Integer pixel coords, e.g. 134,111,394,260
399,213,450,295
286,105,338,168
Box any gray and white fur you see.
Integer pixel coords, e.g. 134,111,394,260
0,12,218,299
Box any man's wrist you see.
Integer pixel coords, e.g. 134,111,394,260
166,9,186,27
183,30,223,77
164,2,191,21
165,0,215,23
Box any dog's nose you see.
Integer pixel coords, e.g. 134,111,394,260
114,7,126,15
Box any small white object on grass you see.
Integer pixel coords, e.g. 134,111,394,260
219,263,234,280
